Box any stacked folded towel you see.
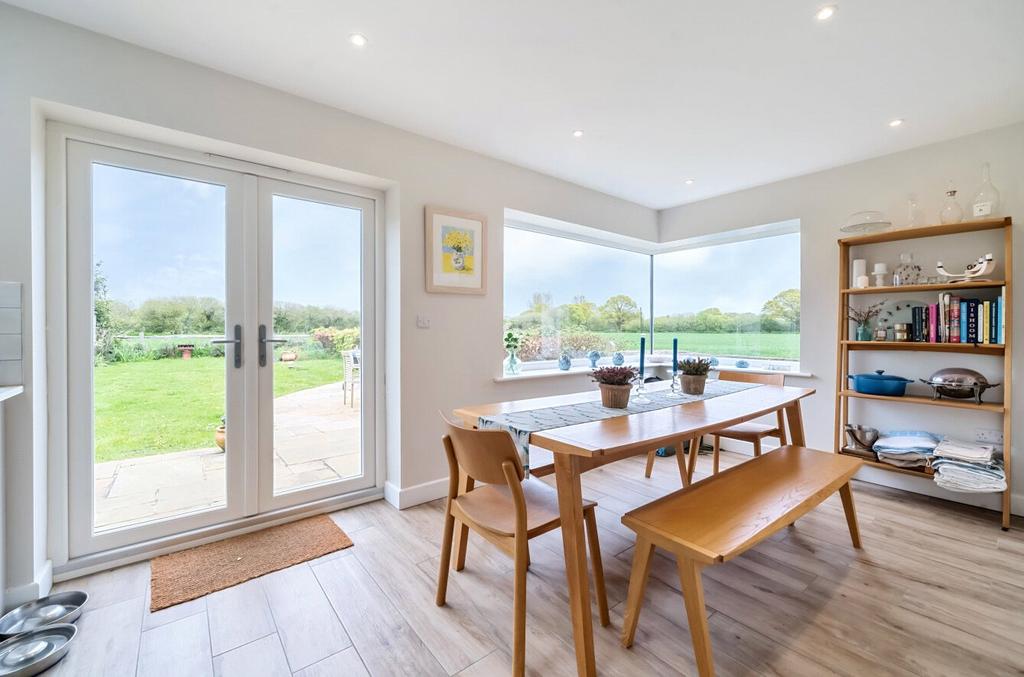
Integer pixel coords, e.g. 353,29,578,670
872,430,939,468
932,438,1006,493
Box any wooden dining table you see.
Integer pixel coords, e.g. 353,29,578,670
454,381,816,676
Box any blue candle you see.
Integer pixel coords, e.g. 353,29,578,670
672,337,678,374
639,335,645,378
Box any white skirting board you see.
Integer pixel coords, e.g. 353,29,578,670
385,478,448,509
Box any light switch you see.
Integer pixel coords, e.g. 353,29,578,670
416,315,430,329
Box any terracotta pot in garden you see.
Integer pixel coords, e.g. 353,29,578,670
214,425,226,451
280,351,298,362
598,383,632,409
680,374,707,395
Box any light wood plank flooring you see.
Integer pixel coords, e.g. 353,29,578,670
48,450,1024,676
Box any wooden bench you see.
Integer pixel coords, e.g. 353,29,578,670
619,445,863,677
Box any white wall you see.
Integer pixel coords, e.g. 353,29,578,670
660,121,1024,511
0,3,657,602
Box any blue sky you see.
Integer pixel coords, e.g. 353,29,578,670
93,164,362,310
504,229,799,316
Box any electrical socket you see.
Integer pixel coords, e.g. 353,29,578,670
975,428,1004,445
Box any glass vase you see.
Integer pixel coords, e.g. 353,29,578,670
856,324,872,341
970,162,1000,218
503,349,520,376
939,183,963,224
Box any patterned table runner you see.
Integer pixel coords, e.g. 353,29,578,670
478,380,759,467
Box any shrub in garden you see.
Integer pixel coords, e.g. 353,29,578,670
311,327,360,355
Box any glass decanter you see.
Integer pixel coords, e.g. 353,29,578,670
894,252,921,285
939,183,963,224
970,162,1000,218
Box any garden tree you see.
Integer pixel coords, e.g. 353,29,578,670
94,262,117,357
599,294,639,331
529,292,553,315
563,296,597,327
761,288,800,331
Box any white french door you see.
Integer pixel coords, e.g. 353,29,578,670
65,139,376,558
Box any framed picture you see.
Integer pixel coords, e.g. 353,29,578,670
425,206,487,294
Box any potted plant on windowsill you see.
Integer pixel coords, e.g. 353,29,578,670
677,357,713,395
592,365,638,409
503,331,521,376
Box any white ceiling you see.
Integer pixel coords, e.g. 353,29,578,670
11,0,1024,209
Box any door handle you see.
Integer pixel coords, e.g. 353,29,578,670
259,324,288,367
211,324,242,368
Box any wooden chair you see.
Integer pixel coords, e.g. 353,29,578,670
643,370,787,480
620,446,863,676
435,414,609,677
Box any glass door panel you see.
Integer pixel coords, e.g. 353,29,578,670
67,141,247,557
258,179,376,509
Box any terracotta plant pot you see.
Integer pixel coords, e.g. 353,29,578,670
280,351,298,362
214,425,226,451
680,374,707,395
598,383,632,409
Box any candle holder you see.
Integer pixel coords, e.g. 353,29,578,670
633,377,651,404
666,372,685,398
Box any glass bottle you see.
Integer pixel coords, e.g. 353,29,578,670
894,252,921,285
970,163,1000,218
905,196,924,228
939,182,963,224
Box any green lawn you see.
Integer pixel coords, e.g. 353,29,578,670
94,356,341,462
598,332,798,359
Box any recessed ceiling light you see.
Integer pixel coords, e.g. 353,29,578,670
349,33,368,47
889,118,904,127
683,178,695,185
815,5,836,21
572,129,584,138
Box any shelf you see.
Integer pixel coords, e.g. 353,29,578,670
842,340,1005,355
842,280,1006,296
838,451,935,478
838,217,1010,245
839,390,1004,413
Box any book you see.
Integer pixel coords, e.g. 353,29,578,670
950,295,961,343
929,303,938,343
966,299,980,343
989,299,998,345
1000,287,1006,344
954,299,962,344
982,300,991,344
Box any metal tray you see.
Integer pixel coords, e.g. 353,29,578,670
0,592,88,638
0,624,76,677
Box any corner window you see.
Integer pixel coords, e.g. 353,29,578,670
502,225,800,373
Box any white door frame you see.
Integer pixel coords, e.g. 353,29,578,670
47,123,385,571
65,140,249,556
256,177,378,510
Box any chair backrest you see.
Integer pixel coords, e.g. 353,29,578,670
342,350,358,379
718,369,785,387
439,412,525,486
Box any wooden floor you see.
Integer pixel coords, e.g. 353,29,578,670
48,450,1024,676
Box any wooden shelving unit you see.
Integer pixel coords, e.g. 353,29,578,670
834,217,1014,528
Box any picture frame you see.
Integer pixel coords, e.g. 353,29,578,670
424,206,487,294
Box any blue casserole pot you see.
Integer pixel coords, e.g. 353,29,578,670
847,369,912,396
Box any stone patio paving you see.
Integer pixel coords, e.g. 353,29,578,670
94,381,360,531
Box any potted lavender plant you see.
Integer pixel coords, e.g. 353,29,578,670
592,365,637,408
677,357,713,395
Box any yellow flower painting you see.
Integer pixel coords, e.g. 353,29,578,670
441,226,474,273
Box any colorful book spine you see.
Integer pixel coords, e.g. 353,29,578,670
959,300,968,343
966,300,979,343
929,303,938,343
982,300,991,344
989,299,998,345
1000,287,1006,344
946,292,954,340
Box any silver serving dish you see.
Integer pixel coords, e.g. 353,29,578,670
0,624,76,676
0,592,88,639
920,368,1000,405
844,424,879,451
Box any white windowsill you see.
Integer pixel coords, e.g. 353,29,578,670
494,366,812,383
0,385,24,403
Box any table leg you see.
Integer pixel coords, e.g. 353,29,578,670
784,401,806,447
686,435,701,484
674,439,689,487
839,482,862,549
554,453,596,677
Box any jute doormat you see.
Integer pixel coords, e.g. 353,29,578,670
149,514,353,611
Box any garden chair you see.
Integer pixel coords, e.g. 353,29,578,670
342,349,360,407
